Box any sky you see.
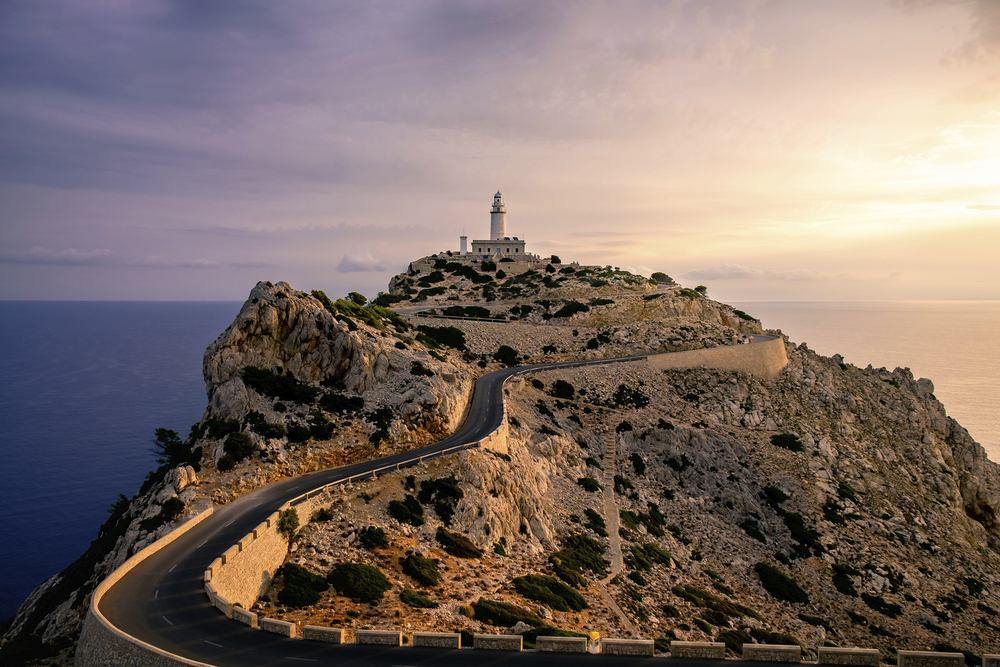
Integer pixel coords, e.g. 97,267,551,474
1,0,998,303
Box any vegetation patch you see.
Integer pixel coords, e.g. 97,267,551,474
754,562,809,604
435,527,484,558
577,477,603,493
400,588,439,609
549,534,608,587
513,574,589,612
552,301,590,318
473,598,543,627
358,526,388,550
241,366,320,404
584,508,608,537
416,325,467,351
402,554,440,587
277,562,329,607
387,495,424,526
861,592,903,618
770,433,804,452
418,476,464,526
327,562,391,602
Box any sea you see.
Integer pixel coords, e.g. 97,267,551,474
0,300,997,623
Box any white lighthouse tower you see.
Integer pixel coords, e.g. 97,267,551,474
490,191,506,240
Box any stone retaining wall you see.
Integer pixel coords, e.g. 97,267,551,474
413,632,461,649
536,636,588,653
302,626,343,643
473,634,522,651
75,509,216,667
898,650,965,667
670,641,726,659
818,647,882,666
356,630,402,646
647,335,788,380
209,512,287,609
743,644,801,663
601,638,654,656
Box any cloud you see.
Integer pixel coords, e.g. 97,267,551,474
336,252,387,273
0,247,112,265
967,204,1000,210
685,264,834,282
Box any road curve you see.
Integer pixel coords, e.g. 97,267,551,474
98,353,663,667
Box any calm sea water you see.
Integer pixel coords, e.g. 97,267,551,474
731,301,1000,462
0,300,997,622
0,301,242,622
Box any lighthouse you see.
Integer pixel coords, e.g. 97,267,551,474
490,191,506,240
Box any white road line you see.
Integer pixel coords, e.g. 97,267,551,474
154,589,158,599
205,641,223,648
197,540,207,548
224,518,236,527
168,564,177,572
161,615,173,626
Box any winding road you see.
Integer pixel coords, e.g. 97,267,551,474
97,353,697,667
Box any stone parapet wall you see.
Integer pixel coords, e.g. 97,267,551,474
601,638,654,656
743,644,802,663
819,647,882,666
473,634,522,651
260,617,296,638
670,641,726,659
647,335,788,380
412,632,460,649
536,636,588,653
209,513,287,609
76,509,215,667
983,655,999,667
898,650,965,667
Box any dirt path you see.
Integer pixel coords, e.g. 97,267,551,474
595,430,639,637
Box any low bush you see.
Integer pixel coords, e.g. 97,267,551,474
583,508,607,537
513,574,588,612
318,391,364,414
278,562,329,607
754,562,809,603
771,433,804,452
832,563,860,596
400,588,439,609
416,325,467,351
410,360,435,377
313,507,335,522
278,508,300,541
387,495,424,526
402,554,440,587
224,431,254,462
739,518,766,543
715,629,752,654
418,476,465,526
629,453,646,475
472,598,543,627
577,477,603,493
552,301,590,318
549,534,608,586
241,366,320,404
861,592,903,618
358,526,388,550
436,527,484,558
493,345,520,366
327,562,391,603
551,379,575,399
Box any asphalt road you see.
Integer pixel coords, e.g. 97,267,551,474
99,354,695,666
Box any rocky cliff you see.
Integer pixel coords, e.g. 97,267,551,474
3,265,998,664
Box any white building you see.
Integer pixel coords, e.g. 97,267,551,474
468,191,527,260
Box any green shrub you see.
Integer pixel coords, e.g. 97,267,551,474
278,562,329,608
539,425,561,436
418,476,465,526
217,454,235,471
411,360,435,377
861,592,903,618
584,456,603,470
278,583,320,607
754,562,809,603
313,507,335,522
662,604,681,618
436,527,483,558
161,496,185,522
612,383,649,408
400,588,439,608
472,598,543,627
318,391,364,414
771,433,804,452
327,562,391,602
387,495,424,526
671,584,763,621
552,301,590,318
739,518,766,543
798,614,834,634
402,554,440,587
241,366,320,404
551,379,575,399
584,508,607,537
224,431,254,462
278,507,300,541
650,272,671,284
716,629,752,653
549,534,608,586
493,345,520,366
576,477,603,492
613,474,634,495
358,526,388,550
629,453,646,476
416,325,467,350
513,574,588,612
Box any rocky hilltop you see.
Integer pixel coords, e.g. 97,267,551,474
3,261,998,665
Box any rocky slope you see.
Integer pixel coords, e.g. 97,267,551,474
3,264,998,665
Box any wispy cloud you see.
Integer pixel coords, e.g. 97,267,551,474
967,204,1000,210
336,252,387,273
685,264,840,282
0,247,112,265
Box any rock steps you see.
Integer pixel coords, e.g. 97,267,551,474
597,430,639,637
